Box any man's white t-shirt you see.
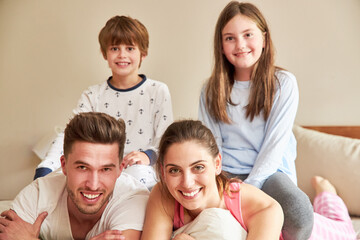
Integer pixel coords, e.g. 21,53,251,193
11,170,149,240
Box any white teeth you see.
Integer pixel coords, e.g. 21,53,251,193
117,62,129,66
83,193,100,199
182,189,200,197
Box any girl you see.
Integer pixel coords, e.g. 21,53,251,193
198,2,311,239
141,120,356,240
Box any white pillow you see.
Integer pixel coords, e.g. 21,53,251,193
32,126,63,161
293,125,360,216
172,208,247,240
0,200,12,213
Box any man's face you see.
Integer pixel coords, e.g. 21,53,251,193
61,141,121,215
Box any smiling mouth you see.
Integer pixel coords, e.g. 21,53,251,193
116,62,130,66
82,192,102,200
234,51,250,57
181,188,201,197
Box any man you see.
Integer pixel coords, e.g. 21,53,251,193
0,112,149,239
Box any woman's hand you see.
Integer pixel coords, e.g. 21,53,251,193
172,233,195,240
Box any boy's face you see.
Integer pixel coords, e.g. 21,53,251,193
103,43,146,81
61,141,121,216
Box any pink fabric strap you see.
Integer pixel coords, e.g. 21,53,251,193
224,182,247,231
173,199,185,230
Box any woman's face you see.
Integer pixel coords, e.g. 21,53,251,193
163,141,222,215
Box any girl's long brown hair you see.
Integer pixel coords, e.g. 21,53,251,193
206,1,280,123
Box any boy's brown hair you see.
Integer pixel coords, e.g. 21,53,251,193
98,15,149,58
63,112,126,163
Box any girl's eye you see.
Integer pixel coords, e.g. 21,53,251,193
225,36,234,41
245,33,253,38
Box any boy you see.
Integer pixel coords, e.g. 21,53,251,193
0,112,149,239
34,16,173,189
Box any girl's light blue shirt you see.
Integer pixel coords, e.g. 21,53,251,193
199,70,299,189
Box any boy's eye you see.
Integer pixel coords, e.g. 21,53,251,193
110,47,119,51
127,47,135,51
103,168,112,172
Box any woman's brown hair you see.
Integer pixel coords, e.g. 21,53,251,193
157,120,237,198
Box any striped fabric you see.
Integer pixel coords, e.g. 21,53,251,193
309,192,356,240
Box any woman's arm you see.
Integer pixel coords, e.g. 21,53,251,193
240,183,283,240
141,183,174,240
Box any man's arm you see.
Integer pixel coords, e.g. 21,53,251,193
89,229,141,240
0,210,47,240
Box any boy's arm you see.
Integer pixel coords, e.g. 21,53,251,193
151,83,173,161
34,86,96,179
34,133,64,179
240,183,283,240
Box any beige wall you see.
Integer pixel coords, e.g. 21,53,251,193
1,0,359,199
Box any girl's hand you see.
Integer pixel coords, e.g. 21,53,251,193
122,151,150,168
172,233,195,240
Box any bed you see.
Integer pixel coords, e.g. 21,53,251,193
1,125,360,238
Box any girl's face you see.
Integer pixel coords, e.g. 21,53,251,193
163,141,222,216
222,14,265,80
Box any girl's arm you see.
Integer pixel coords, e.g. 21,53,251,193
245,71,299,188
141,183,175,240
241,183,283,240
198,87,223,154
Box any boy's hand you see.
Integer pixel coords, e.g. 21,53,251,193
90,230,125,240
0,209,47,240
122,151,150,169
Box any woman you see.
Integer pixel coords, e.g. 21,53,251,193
141,120,356,240
142,120,283,240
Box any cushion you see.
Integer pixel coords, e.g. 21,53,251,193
32,126,63,161
293,125,360,216
0,200,12,213
172,208,247,240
